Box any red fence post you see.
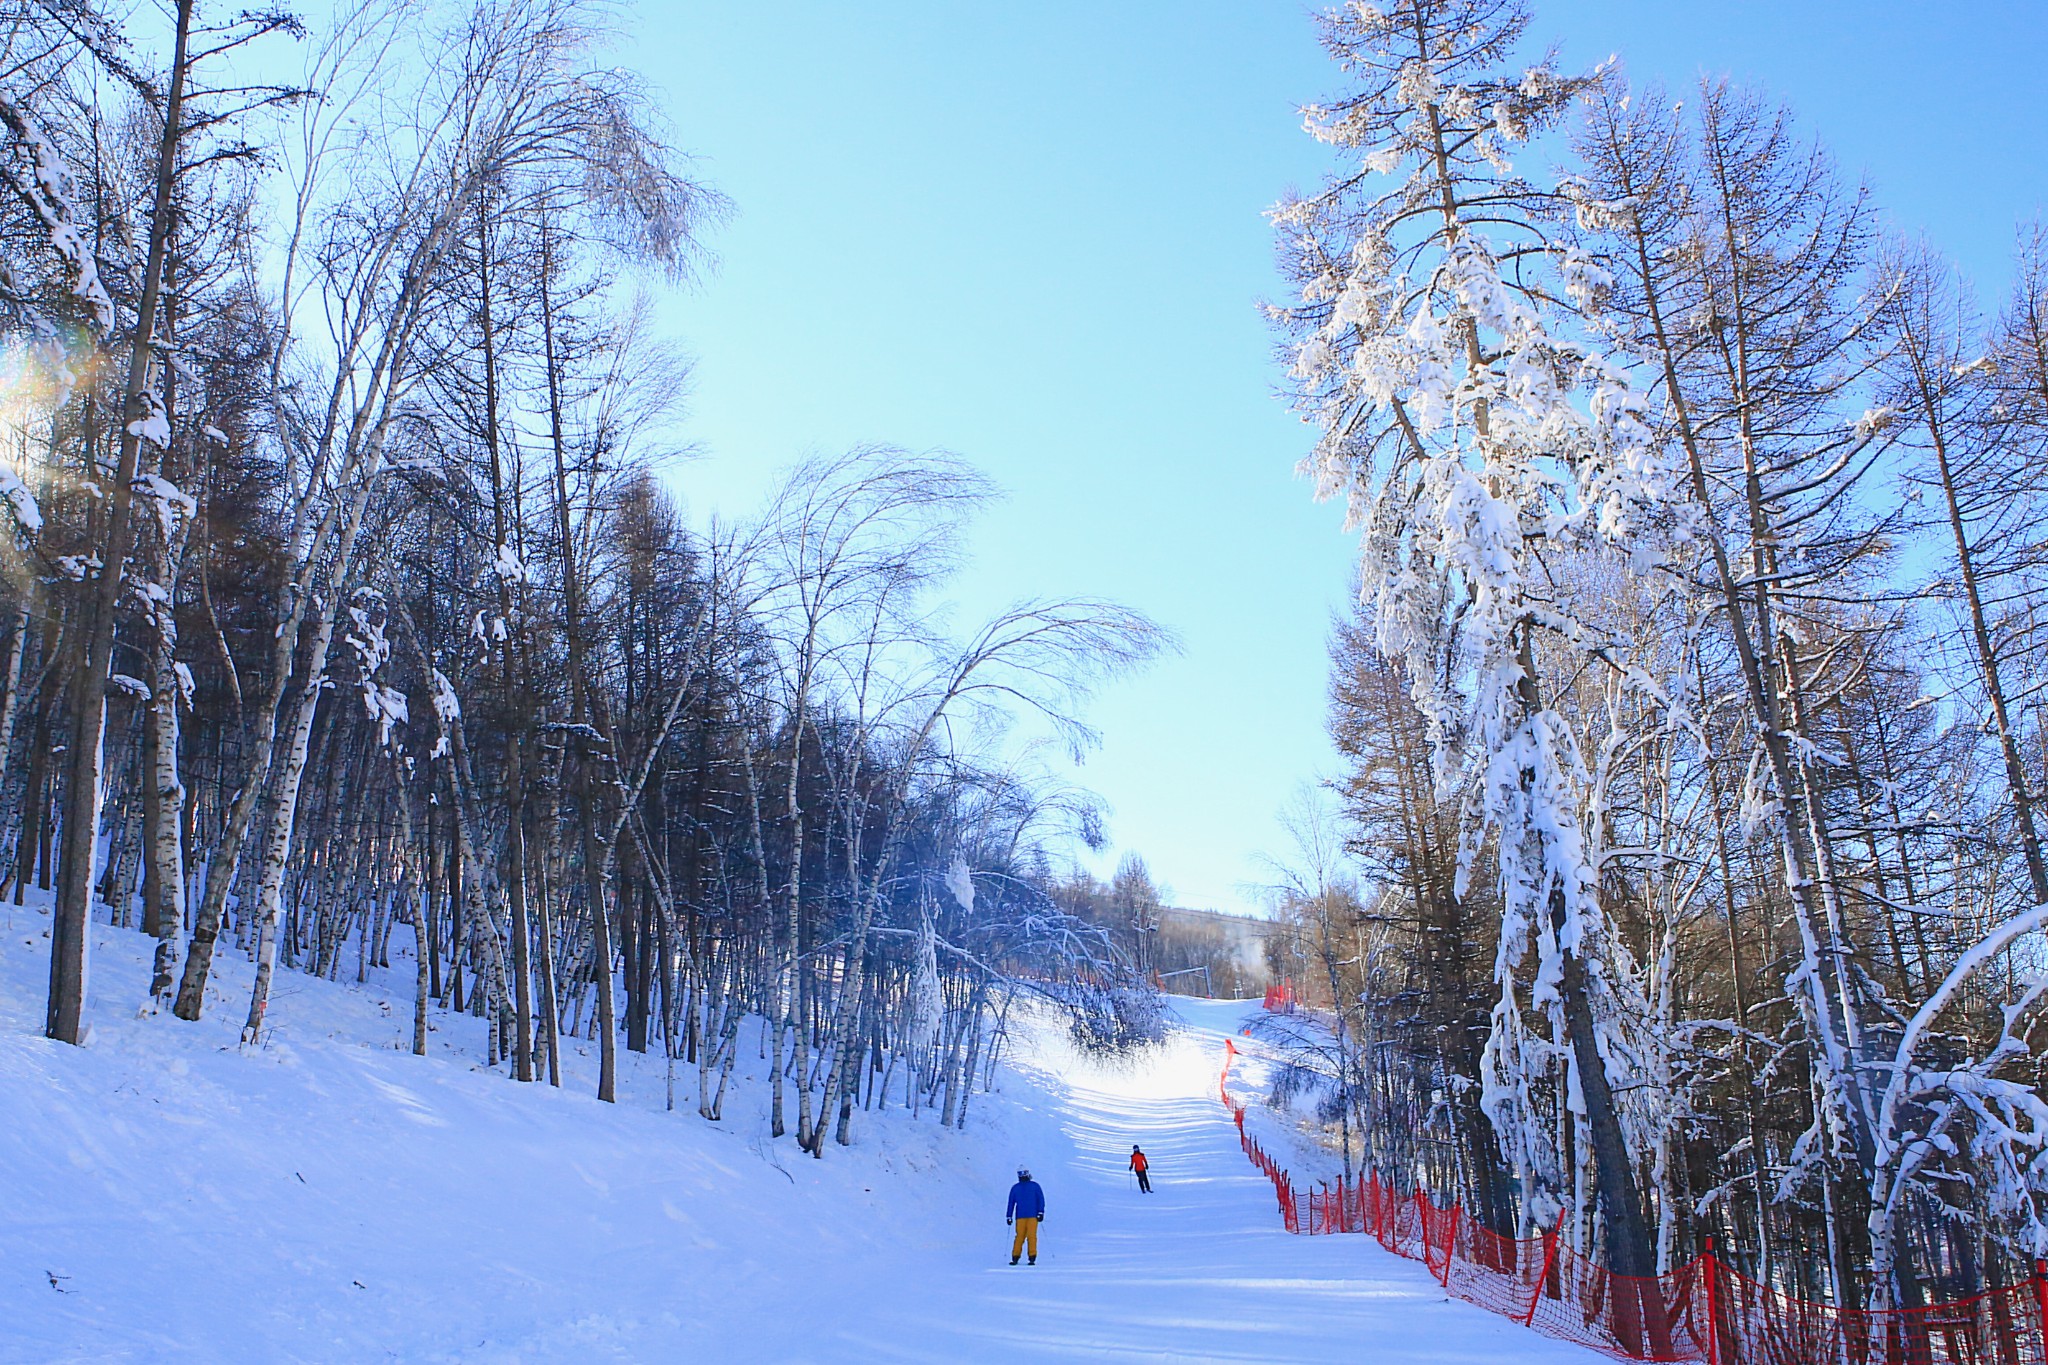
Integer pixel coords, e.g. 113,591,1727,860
1523,1211,1562,1327
1441,1202,1461,1288
2033,1259,2048,1362
1703,1236,1720,1365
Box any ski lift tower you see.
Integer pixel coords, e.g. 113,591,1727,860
1154,965,1214,998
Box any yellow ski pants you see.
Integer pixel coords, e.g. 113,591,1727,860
1010,1216,1039,1261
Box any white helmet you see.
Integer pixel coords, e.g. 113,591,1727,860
1017,1167,1031,1180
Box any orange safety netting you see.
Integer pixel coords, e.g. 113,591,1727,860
1217,1039,2048,1364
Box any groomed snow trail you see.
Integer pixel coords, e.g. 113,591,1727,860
859,996,1602,1363
1,906,1598,1362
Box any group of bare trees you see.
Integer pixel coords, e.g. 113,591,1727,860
0,0,1163,1155
1267,0,2048,1315
1050,855,1275,999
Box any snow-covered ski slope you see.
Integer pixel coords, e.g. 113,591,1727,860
0,902,1598,1362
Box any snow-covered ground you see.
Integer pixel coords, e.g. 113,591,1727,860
0,900,1598,1362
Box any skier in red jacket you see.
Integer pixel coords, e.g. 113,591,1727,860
1129,1145,1152,1193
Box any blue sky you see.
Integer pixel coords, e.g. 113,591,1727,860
637,1,2047,916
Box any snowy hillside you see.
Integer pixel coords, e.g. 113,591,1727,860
0,905,1596,1363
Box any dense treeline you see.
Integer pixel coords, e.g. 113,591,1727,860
1051,853,1275,998
1263,0,2048,1313
0,0,1163,1154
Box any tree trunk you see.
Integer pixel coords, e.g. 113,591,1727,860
0,599,32,823
539,236,615,1101
505,736,534,1081
1697,674,1776,1279
48,0,193,1044
12,697,49,904
1908,342,2048,903
1514,631,1662,1344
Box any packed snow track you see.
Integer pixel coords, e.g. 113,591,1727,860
0,913,1598,1362
852,998,1603,1364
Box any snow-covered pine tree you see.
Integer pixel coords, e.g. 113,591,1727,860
1271,1,1684,1304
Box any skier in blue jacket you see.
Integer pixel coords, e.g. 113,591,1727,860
1006,1168,1045,1264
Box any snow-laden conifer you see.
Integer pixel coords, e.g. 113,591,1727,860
1273,1,1687,1295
